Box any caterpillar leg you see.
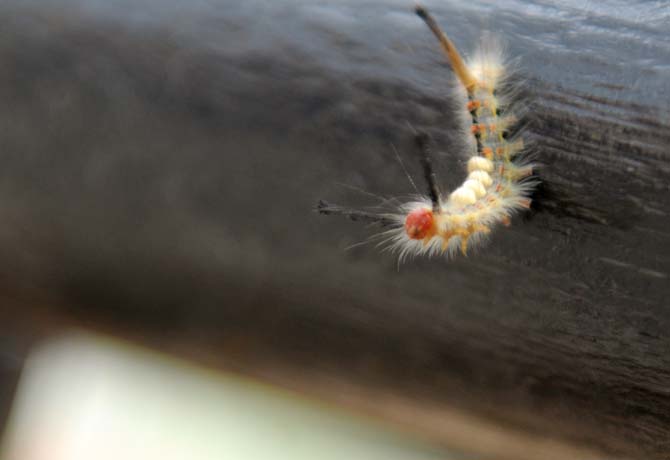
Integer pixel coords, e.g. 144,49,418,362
440,232,455,253
456,224,490,255
471,224,490,234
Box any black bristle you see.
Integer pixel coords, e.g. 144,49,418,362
316,200,396,226
413,132,442,212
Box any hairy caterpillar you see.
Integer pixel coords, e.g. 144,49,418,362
318,5,536,262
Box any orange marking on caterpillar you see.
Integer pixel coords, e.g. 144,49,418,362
467,100,481,112
482,147,493,159
495,169,505,192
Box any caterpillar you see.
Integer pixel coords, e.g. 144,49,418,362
318,5,536,262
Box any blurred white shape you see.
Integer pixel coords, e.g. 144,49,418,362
1,333,454,460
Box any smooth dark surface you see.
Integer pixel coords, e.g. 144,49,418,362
1,1,669,458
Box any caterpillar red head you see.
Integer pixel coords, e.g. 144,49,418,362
404,207,436,241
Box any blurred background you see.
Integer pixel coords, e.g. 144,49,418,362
1,0,669,458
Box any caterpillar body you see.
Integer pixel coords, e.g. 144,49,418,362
318,6,536,262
